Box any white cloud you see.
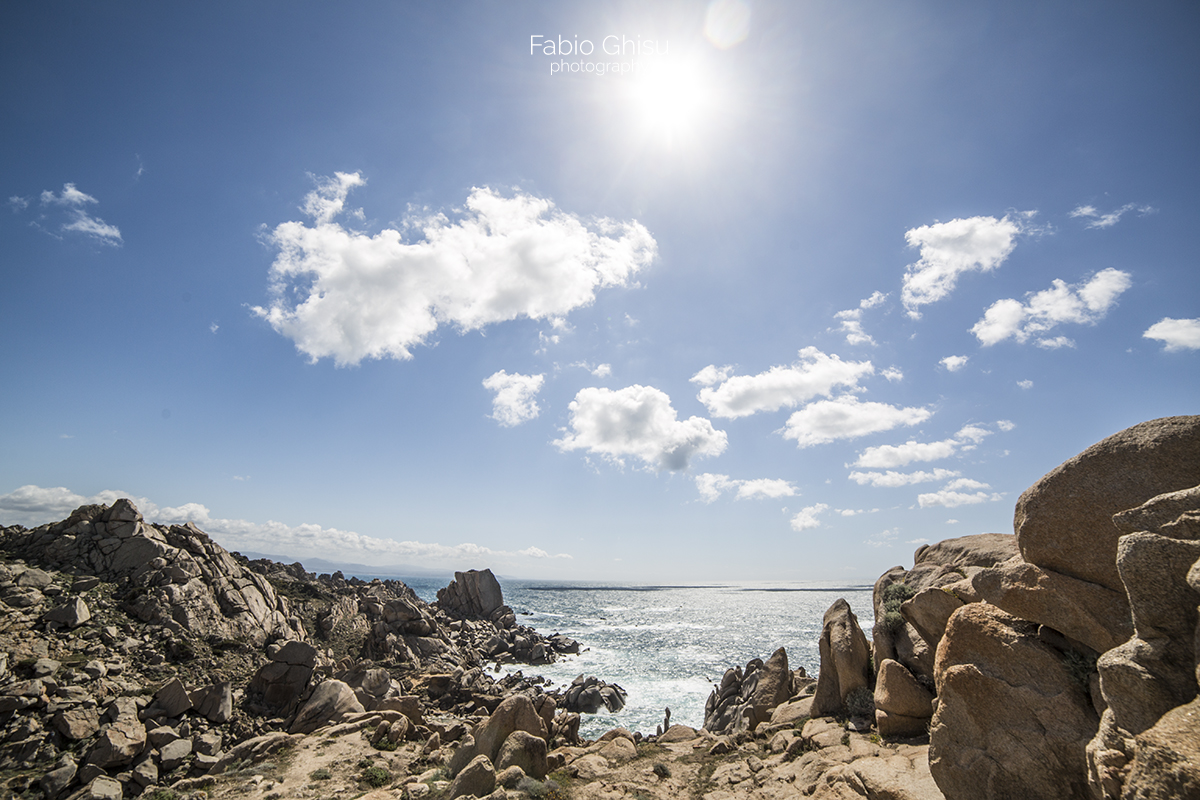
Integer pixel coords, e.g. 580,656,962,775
1035,336,1075,349
860,291,888,309
696,347,874,419
917,478,1003,508
854,439,957,468
881,367,904,382
0,484,571,567
482,370,545,427
790,503,829,531
838,508,879,516
1069,203,1157,229
867,528,900,548
1017,379,1033,389
210,323,219,334
554,385,727,471
782,395,931,448
518,546,573,559
852,422,995,468
971,268,1132,346
592,363,612,378
848,468,961,487
694,473,797,503
24,183,123,245
834,311,876,347
901,215,1024,318
940,355,968,372
997,420,1015,431
41,184,98,207
1144,317,1200,352
253,174,657,366
833,292,889,346
689,365,734,387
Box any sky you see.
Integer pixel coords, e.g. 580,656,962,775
1,1,1198,584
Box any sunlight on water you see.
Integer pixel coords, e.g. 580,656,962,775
488,582,876,738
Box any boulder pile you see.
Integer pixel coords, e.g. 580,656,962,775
851,415,1200,800
0,501,583,798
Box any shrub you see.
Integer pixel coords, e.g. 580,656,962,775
1063,648,1098,692
362,764,392,787
309,768,332,781
881,610,905,633
881,582,914,612
845,686,874,718
652,762,671,779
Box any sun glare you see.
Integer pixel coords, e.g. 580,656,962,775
627,57,714,149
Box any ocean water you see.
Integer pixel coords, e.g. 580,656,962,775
405,579,875,739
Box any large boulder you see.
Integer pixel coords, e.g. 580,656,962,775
874,534,1017,683
970,556,1132,654
85,698,146,769
449,754,496,800
702,648,792,734
288,679,365,734
562,675,626,714
1098,533,1200,736
437,569,508,623
812,599,872,717
874,658,933,723
496,730,548,780
1014,415,1200,594
247,639,319,715
929,603,1098,800
1121,695,1200,800
749,647,792,724
469,694,547,767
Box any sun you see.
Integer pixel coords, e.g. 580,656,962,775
626,56,714,149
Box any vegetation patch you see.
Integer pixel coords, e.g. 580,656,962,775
845,687,875,718
1062,648,1098,692
361,763,392,788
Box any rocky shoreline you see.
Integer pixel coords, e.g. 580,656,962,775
2,415,1198,800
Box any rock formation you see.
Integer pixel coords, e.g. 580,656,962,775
863,415,1200,800
704,648,812,735
0,498,583,798
811,599,872,717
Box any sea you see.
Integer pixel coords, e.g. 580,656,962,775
402,578,875,739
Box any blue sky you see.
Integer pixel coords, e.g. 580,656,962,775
2,1,1197,583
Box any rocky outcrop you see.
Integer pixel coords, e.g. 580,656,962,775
436,569,514,628
874,658,934,737
1,499,304,646
929,603,1098,799
1085,489,1200,800
703,648,809,734
1014,415,1200,594
562,675,627,714
812,599,872,717
897,417,1200,800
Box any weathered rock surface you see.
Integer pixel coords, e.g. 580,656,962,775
437,569,510,625
289,679,365,734
1099,533,1200,736
812,599,872,717
562,674,627,714
970,555,1132,654
496,729,548,780
1014,415,1200,593
470,693,548,765
1121,696,1200,800
929,603,1098,800
874,658,933,722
